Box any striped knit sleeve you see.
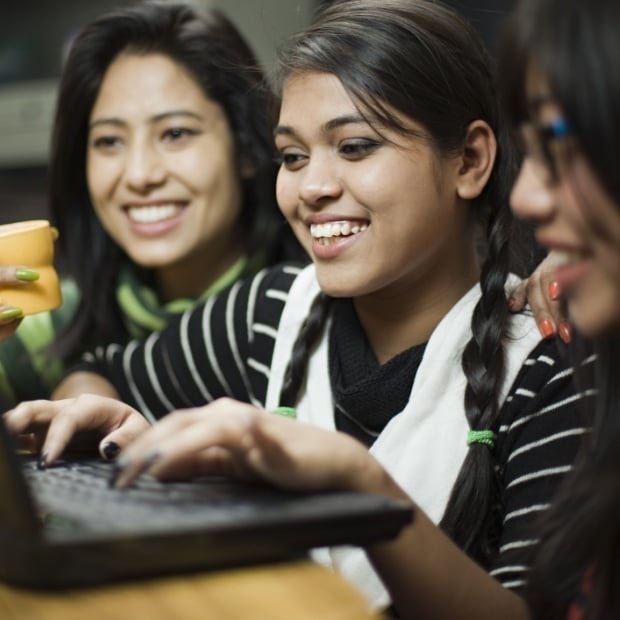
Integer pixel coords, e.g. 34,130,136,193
76,264,300,423
489,338,596,592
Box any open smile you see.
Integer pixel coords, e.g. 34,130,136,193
310,220,369,246
125,203,186,224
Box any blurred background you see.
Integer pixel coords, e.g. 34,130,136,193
0,0,511,225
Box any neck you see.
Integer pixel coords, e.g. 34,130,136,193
354,259,480,366
155,242,244,302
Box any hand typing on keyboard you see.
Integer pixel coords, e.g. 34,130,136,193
3,394,150,468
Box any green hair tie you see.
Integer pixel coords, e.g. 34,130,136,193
271,406,297,419
467,429,495,449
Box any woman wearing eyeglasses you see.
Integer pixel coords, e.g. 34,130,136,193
501,0,620,617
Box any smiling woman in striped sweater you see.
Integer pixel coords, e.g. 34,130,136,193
5,1,591,618
0,2,303,410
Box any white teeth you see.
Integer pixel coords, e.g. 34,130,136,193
547,249,582,267
310,221,368,239
127,204,182,224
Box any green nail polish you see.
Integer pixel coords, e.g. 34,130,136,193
15,268,40,282
0,307,23,320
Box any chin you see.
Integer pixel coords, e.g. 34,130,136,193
571,304,620,339
129,255,176,270
314,272,357,298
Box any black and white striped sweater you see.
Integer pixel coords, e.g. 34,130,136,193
79,262,593,592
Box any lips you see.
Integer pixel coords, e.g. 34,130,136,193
541,247,595,293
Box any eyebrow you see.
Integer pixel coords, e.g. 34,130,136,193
89,109,205,130
273,113,370,139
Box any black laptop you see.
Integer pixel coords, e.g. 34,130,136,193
0,416,413,590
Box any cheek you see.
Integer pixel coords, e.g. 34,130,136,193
565,158,618,237
86,155,118,205
275,171,296,219
180,147,239,196
85,154,97,197
86,172,105,209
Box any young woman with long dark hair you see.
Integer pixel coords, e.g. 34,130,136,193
0,1,302,409
501,0,620,617
5,1,591,617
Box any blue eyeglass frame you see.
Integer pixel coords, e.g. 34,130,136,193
533,116,572,179
537,117,571,141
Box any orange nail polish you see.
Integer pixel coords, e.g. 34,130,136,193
559,321,572,344
548,281,562,301
539,319,555,338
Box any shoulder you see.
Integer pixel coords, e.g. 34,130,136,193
188,262,308,351
496,338,594,465
252,262,307,295
506,337,586,403
248,262,309,320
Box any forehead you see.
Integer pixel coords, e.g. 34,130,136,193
278,72,356,120
277,71,427,139
93,52,211,112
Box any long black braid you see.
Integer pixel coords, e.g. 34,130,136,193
278,292,333,408
439,180,515,567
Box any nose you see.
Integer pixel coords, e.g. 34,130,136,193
297,154,343,206
123,141,166,192
510,158,555,224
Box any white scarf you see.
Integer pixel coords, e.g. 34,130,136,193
265,264,541,609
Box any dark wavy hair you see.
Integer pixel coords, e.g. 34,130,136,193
499,0,620,617
50,1,302,362
276,0,534,567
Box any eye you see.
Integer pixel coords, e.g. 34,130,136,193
162,127,200,143
339,139,381,159
91,135,123,151
276,148,308,171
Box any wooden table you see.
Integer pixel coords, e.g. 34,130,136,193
0,560,380,620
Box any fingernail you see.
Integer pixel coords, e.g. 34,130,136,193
559,321,572,344
548,280,562,301
15,268,40,282
507,297,517,312
144,451,161,469
37,451,48,470
0,307,23,320
109,457,130,488
101,441,121,461
539,319,556,339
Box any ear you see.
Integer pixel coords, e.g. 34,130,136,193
455,120,497,200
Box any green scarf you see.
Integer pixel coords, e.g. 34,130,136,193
116,257,248,338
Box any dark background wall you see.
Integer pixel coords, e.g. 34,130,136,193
441,0,513,55
316,0,513,55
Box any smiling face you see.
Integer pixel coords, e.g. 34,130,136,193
274,71,480,314
510,69,620,337
86,52,244,298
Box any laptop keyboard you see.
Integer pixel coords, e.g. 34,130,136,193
21,457,278,534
